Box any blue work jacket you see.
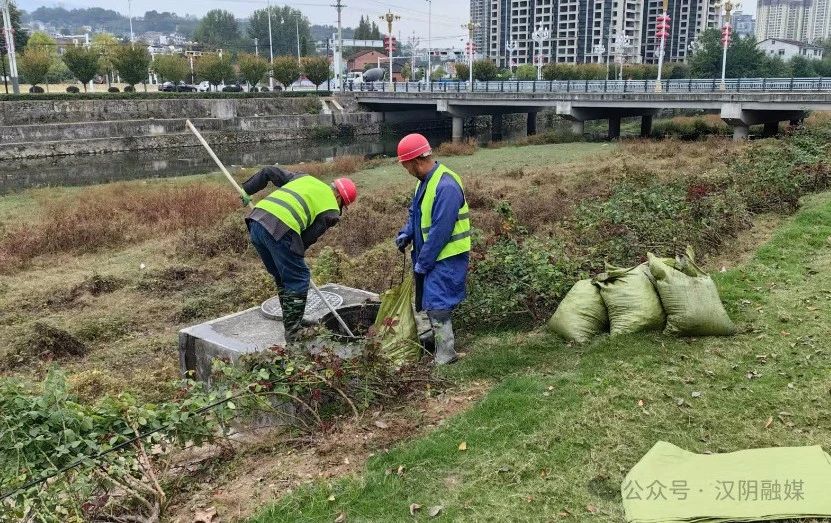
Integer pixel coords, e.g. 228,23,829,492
398,162,469,312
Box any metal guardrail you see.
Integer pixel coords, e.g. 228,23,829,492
349,77,831,94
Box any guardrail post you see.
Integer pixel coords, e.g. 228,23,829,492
604,80,607,92
761,77,766,91
818,77,823,91
711,78,716,91
565,80,569,93
789,77,794,91
737,78,741,92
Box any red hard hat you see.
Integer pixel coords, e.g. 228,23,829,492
333,178,357,207
397,133,432,162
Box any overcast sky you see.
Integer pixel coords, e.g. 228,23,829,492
27,0,474,47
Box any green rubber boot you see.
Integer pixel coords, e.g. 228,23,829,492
281,291,308,343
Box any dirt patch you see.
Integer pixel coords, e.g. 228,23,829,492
168,381,490,522
703,213,783,272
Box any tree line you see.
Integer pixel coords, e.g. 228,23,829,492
17,32,331,93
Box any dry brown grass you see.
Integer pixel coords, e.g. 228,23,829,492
0,182,237,271
283,155,380,178
435,139,478,156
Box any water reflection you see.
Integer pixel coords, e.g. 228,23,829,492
0,127,526,195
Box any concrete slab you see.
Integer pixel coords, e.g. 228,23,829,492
179,284,379,385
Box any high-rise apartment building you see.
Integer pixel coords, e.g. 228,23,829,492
732,10,757,37
471,0,491,57
486,0,720,68
756,0,808,41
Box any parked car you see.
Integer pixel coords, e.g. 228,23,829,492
159,81,198,92
221,83,244,92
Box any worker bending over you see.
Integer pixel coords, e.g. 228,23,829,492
395,133,471,365
241,166,357,341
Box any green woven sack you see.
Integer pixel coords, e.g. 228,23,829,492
547,279,608,344
594,263,665,336
372,273,422,367
648,249,736,337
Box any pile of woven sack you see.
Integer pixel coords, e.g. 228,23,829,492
547,247,736,343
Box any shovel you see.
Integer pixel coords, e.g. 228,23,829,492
185,119,356,338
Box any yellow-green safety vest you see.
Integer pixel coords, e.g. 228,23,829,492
419,164,471,261
255,175,339,234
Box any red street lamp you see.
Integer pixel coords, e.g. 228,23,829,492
654,9,671,92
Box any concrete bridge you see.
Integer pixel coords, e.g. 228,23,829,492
348,78,831,140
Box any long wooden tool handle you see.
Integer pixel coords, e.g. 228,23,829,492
186,119,254,209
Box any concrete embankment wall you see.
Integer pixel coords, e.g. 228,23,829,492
0,97,383,159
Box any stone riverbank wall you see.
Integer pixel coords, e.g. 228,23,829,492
0,97,383,159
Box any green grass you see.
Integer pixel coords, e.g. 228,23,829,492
251,192,831,522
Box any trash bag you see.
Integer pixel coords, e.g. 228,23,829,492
546,279,608,343
594,263,665,335
648,248,736,337
372,273,421,366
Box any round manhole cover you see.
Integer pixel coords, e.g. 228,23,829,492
261,291,344,320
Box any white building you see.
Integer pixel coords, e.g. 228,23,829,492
758,37,824,59
755,0,831,42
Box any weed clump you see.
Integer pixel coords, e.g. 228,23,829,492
3,322,88,368
436,139,478,156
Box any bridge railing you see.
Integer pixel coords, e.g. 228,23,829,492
350,77,831,94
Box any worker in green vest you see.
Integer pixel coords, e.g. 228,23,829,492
394,134,471,364
241,166,358,341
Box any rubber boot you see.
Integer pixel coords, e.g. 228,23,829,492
427,310,458,365
281,291,308,343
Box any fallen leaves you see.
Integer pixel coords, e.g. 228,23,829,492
586,504,599,514
458,441,467,451
428,505,443,517
764,416,774,429
334,512,346,522
374,420,389,429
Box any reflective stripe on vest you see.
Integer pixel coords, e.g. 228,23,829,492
254,175,340,234
418,164,471,261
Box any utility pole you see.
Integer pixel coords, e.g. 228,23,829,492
128,0,134,44
426,0,432,88
409,33,420,81
333,0,345,91
380,10,400,89
462,20,479,90
267,0,274,90
296,15,301,66
255,37,259,56
2,0,19,94
531,25,550,81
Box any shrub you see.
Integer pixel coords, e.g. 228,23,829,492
436,139,477,156
28,85,44,93
108,86,120,93
66,85,80,93
123,85,135,92
651,115,729,140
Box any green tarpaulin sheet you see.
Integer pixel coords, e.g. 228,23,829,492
623,441,831,523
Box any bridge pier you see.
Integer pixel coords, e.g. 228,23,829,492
571,120,585,135
452,116,464,142
526,112,538,136
608,116,621,140
640,115,653,137
492,114,503,140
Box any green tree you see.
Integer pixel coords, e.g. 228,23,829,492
401,61,411,81
515,63,537,80
19,48,50,88
239,53,270,88
431,66,447,81
25,31,63,87
689,30,764,78
153,54,190,83
301,56,330,88
789,55,817,76
248,7,312,58
196,53,234,90
455,63,469,80
62,47,100,91
91,33,119,85
472,59,499,81
273,55,300,89
113,45,151,90
194,9,241,49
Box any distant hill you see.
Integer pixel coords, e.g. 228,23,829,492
23,6,199,37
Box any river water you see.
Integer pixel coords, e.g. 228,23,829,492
0,127,527,195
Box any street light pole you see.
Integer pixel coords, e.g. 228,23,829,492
655,0,670,92
296,15,301,66
128,0,134,44
267,0,274,90
719,0,736,90
426,0,432,88
334,0,344,92
506,39,517,73
380,10,401,90
462,21,479,90
531,25,550,80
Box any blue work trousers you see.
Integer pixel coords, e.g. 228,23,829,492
249,221,310,295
